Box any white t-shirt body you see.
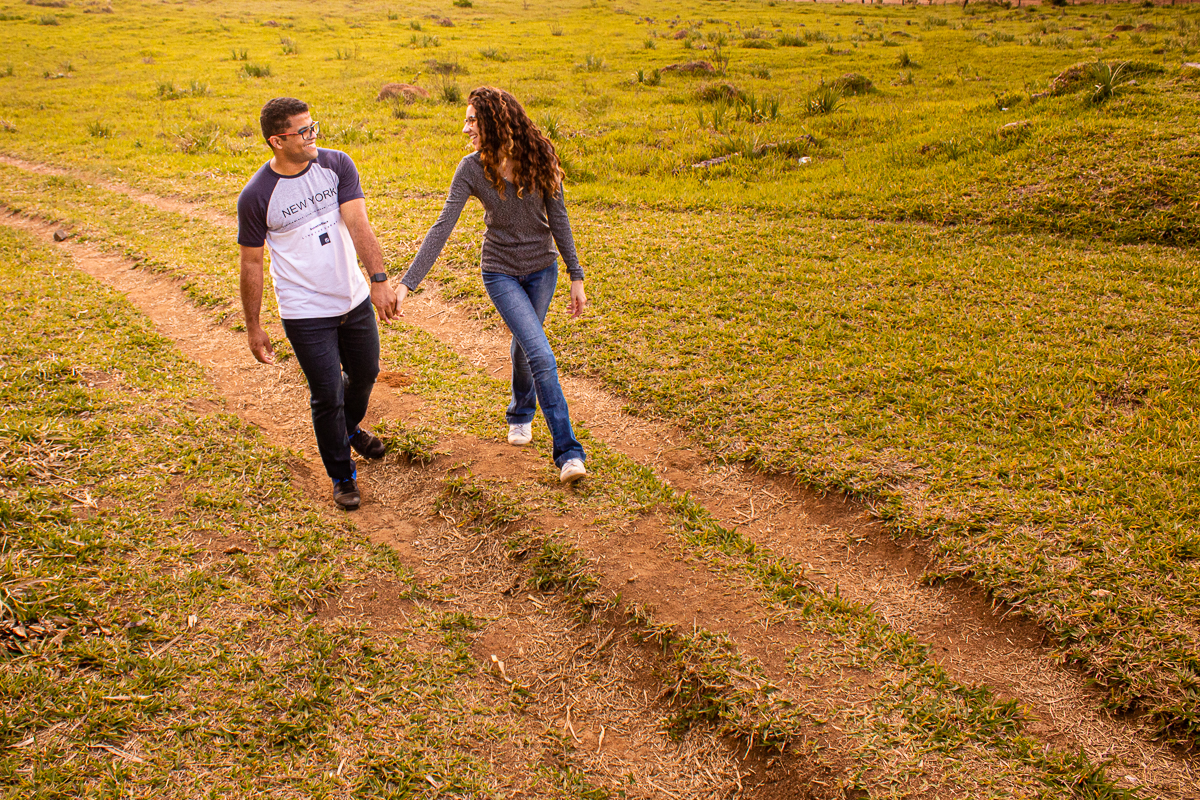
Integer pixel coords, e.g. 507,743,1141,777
237,149,370,320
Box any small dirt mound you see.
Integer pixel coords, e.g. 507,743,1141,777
377,83,430,103
664,60,715,74
1112,24,1135,32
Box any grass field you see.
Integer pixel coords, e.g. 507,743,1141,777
2,0,1200,794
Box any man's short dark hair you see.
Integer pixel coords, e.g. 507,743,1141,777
260,97,309,142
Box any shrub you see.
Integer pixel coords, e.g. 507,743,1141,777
87,120,112,138
453,0,472,6
741,39,773,50
37,14,57,24
644,37,656,49
479,47,508,61
778,33,807,47
897,49,914,68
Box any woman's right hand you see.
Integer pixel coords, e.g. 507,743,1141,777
396,283,409,317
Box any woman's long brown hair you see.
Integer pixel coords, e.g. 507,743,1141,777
467,86,564,201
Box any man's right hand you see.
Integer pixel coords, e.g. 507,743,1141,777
248,326,276,364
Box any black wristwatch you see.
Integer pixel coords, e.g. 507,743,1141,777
370,272,388,283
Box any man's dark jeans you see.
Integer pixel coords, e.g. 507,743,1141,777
282,297,380,483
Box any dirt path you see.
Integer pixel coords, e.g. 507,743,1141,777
3,158,1196,796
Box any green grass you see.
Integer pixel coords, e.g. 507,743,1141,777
1,0,1199,756
0,227,519,796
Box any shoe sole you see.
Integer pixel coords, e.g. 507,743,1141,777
508,436,532,447
560,469,586,484
334,493,361,509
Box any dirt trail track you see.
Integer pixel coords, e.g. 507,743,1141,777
4,156,1197,797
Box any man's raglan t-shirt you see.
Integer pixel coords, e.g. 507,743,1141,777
237,149,370,320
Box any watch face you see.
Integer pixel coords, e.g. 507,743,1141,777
371,273,388,282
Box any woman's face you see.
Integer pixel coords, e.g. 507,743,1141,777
463,104,480,151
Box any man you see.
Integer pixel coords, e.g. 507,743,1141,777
237,97,398,510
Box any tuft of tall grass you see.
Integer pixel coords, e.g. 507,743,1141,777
539,114,560,140
439,79,462,104
242,63,271,78
575,54,605,72
1086,61,1126,105
804,84,843,116
280,36,297,55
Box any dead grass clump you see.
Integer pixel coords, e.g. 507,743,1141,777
696,81,744,102
377,82,430,103
829,73,874,96
663,60,715,74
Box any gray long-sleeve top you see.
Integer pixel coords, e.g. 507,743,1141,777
400,152,584,291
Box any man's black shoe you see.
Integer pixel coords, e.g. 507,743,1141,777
333,478,361,510
349,428,387,459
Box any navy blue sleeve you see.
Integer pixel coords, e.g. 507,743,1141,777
237,164,275,247
323,149,365,205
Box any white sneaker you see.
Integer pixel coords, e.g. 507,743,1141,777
559,458,586,484
507,422,533,446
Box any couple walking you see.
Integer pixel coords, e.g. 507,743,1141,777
237,90,587,510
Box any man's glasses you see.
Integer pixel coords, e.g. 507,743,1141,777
275,121,320,140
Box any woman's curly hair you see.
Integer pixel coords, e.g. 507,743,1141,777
468,86,564,201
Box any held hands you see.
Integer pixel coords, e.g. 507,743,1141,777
568,280,587,318
247,325,276,365
371,279,400,323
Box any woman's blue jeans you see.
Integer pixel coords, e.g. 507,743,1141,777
482,263,585,468
281,297,380,483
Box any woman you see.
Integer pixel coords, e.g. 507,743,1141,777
396,86,588,484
